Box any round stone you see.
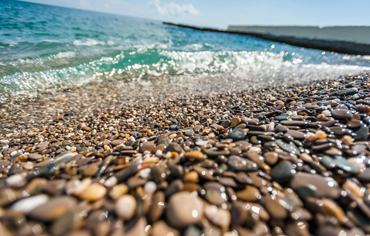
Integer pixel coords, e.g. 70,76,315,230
166,192,204,229
144,181,157,195
264,152,279,165
116,194,137,220
109,184,128,200
139,142,155,153
270,160,296,184
203,182,228,206
228,128,246,141
79,183,106,201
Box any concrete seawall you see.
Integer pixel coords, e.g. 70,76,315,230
163,22,370,55
228,26,370,55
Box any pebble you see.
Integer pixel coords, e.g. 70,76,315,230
264,196,288,220
28,153,42,161
228,128,246,141
115,194,137,220
79,183,107,201
166,192,204,228
235,185,261,202
11,194,49,213
109,184,128,199
228,155,258,171
276,139,300,154
28,196,77,221
184,150,204,160
203,182,228,206
151,221,179,236
291,172,341,198
2,73,370,235
332,108,353,120
204,205,231,229
270,160,296,183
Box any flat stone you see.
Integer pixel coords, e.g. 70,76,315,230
270,160,296,184
203,182,228,206
235,185,261,202
228,128,246,141
274,114,290,121
287,130,307,140
28,196,77,221
28,153,42,161
332,108,353,120
228,155,258,172
111,140,124,146
184,150,204,160
290,172,341,198
164,143,183,154
347,120,363,129
321,156,359,175
275,124,289,132
264,196,288,220
11,194,49,213
276,139,300,154
204,148,230,157
353,125,369,141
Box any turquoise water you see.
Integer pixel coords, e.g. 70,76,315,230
1,0,370,99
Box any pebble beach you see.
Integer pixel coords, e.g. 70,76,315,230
1,72,370,236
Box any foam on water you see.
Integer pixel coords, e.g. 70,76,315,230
0,0,369,100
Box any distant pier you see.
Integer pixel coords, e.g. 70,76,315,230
163,22,370,55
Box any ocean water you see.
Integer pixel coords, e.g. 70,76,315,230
1,0,370,100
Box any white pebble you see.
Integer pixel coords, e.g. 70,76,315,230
116,195,137,220
139,168,151,179
105,176,117,188
155,149,163,157
322,110,331,116
144,181,157,196
11,194,49,213
6,174,26,187
249,146,261,154
10,150,18,157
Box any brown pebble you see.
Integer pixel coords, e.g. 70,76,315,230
184,150,204,160
79,183,106,201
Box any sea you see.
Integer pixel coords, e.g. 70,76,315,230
1,0,370,100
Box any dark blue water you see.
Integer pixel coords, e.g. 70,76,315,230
1,0,369,99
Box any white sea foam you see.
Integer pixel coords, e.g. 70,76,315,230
1,49,370,100
73,39,106,46
55,51,76,58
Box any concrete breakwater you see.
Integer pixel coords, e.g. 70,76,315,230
164,22,370,55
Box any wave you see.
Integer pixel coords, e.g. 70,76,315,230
73,39,107,46
1,48,369,100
